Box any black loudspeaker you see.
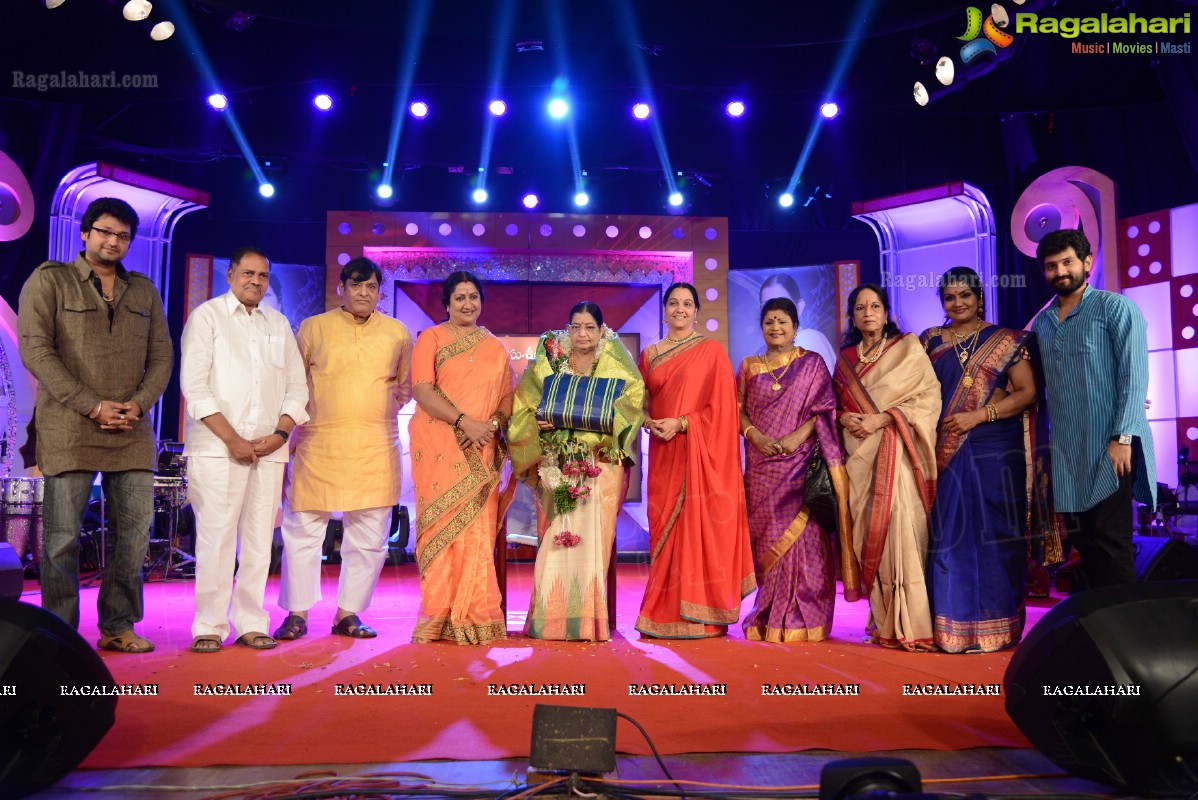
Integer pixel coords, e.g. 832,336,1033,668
0,601,118,798
1133,535,1198,582
1004,581,1198,795
818,757,922,800
529,704,616,774
0,543,21,601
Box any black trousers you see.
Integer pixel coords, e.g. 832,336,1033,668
1061,472,1136,589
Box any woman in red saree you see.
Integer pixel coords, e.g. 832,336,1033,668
409,272,515,645
833,284,941,651
637,283,755,638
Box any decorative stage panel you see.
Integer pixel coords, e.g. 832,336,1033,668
325,210,730,348
1119,203,1198,490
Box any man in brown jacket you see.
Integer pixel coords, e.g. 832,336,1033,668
18,197,173,653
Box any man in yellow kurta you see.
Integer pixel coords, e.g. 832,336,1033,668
274,257,413,640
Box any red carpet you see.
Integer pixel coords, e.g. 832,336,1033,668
22,563,1046,768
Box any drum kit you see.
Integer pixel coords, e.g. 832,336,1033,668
0,442,194,582
0,476,43,574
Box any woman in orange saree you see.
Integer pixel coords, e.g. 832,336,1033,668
409,272,516,645
833,284,941,651
636,283,755,638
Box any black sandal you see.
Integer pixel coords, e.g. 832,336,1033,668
272,614,308,640
332,614,377,639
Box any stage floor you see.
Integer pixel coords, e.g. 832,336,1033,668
13,562,1108,797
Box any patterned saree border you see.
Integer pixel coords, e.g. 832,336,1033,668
434,326,489,372
633,616,710,639
412,616,507,645
416,444,487,537
416,469,497,575
681,599,740,625
758,508,811,579
933,612,1023,653
744,623,830,643
648,334,707,371
650,478,686,561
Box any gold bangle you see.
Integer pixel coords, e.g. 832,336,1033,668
742,425,757,438
986,403,998,422
679,415,689,433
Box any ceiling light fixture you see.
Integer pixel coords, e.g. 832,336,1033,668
122,0,151,21
150,21,175,40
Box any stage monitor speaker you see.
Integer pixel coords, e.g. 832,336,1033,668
0,600,117,799
529,704,616,774
818,757,922,800
1004,580,1198,795
1133,535,1198,582
0,543,21,601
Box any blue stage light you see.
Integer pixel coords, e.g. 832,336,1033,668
574,192,589,207
820,101,840,119
522,193,539,209
725,100,745,118
547,98,569,119
632,103,651,120
409,101,429,119
376,184,393,200
488,99,507,117
668,192,683,207
258,182,275,198
313,93,334,111
472,188,488,204
779,192,795,208
207,93,228,111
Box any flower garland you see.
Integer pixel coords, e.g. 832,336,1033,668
536,325,618,548
543,324,615,372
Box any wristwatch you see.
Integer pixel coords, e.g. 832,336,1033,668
1114,434,1132,446
273,428,290,442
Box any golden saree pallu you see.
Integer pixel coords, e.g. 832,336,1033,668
537,374,626,434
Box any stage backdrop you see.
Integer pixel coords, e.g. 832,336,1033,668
727,264,848,375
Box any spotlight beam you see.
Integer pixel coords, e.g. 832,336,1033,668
616,0,677,196
477,0,516,196
380,0,433,193
784,0,878,197
160,0,268,193
545,0,586,204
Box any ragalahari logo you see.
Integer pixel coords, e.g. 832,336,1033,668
957,3,1017,63
914,2,1017,104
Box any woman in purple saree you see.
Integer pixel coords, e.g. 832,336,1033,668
738,298,854,642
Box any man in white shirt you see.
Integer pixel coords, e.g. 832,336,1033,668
180,246,309,652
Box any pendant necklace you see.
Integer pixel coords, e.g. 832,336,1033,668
760,347,797,391
951,320,983,387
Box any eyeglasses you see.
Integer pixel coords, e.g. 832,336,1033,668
90,226,132,243
568,324,600,334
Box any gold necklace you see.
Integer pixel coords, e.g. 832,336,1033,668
568,351,598,376
857,336,887,364
760,347,797,391
445,321,478,362
664,329,697,345
950,320,984,387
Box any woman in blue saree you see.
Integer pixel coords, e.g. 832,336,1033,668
920,267,1057,653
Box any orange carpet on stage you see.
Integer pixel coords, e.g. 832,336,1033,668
30,563,1042,769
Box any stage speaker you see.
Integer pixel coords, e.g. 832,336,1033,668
818,757,922,800
529,704,616,774
0,543,21,601
1133,535,1198,582
1004,581,1198,795
0,601,117,798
